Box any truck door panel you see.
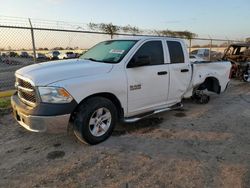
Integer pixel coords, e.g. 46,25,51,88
126,40,170,114
166,40,192,104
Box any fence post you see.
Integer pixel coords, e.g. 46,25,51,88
28,18,37,63
189,39,192,54
209,39,212,61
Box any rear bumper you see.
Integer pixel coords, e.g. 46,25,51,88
11,94,77,133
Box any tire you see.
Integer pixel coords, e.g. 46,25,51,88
192,93,210,104
242,71,250,82
73,97,117,145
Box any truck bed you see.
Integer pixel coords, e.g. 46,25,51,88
184,61,231,98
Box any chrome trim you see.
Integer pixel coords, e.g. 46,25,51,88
17,86,34,92
13,110,70,133
124,103,183,123
15,74,35,86
16,75,37,106
17,92,37,107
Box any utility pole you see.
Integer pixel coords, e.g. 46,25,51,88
189,39,192,54
28,18,37,63
208,35,212,61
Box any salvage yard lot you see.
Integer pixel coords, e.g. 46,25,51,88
0,80,249,188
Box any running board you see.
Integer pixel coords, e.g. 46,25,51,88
123,103,183,123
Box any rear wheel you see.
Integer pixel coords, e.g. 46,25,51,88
73,97,117,145
192,90,210,104
242,70,250,82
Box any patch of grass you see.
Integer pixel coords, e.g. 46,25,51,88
0,97,11,108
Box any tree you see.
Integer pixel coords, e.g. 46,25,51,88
53,47,64,50
99,23,120,39
88,22,120,39
66,47,74,50
88,22,99,31
174,31,197,39
88,22,197,40
122,25,140,35
158,30,197,39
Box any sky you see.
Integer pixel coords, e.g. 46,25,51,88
0,0,250,41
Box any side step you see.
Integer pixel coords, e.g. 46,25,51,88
123,103,183,123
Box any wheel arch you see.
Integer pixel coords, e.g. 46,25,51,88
197,76,221,94
70,92,124,122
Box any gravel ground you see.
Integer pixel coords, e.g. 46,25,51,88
0,80,249,188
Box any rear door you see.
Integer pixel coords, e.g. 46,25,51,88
166,40,192,104
126,40,170,115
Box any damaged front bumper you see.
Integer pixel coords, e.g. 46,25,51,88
11,94,77,133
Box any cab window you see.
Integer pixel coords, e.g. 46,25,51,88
167,41,185,63
128,41,164,66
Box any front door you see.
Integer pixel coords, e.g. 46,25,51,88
126,40,170,115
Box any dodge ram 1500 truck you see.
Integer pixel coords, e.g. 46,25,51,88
11,37,231,144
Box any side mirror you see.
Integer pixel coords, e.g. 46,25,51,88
127,55,151,68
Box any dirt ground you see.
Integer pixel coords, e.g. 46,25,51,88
0,80,249,188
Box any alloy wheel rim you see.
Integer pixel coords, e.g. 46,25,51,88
243,73,249,82
89,107,112,137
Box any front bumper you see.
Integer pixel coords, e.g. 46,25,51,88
12,110,70,133
11,94,77,133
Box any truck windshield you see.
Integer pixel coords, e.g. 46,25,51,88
80,40,138,64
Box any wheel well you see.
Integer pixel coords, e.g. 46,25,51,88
197,77,221,94
70,92,124,122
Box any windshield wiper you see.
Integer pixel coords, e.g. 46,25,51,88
84,58,115,64
102,60,115,64
84,58,100,62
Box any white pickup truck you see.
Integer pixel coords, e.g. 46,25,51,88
11,37,231,144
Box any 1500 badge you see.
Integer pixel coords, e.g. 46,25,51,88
130,84,142,91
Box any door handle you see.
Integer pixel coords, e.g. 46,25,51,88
181,69,189,73
157,71,168,75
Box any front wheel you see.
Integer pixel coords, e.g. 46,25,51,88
73,97,117,145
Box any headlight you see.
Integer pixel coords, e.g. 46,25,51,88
38,87,73,103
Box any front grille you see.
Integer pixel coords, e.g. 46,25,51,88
17,78,33,90
16,77,37,105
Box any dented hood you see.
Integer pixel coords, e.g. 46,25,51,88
15,59,113,86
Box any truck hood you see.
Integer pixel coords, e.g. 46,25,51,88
16,59,113,86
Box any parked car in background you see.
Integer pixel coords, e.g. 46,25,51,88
36,53,49,60
7,51,18,57
1,52,7,57
20,52,30,58
58,52,76,59
189,55,205,63
74,53,81,58
191,48,222,61
48,51,60,60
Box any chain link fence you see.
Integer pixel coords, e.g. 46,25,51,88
0,16,242,93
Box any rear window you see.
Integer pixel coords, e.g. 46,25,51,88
167,41,185,63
